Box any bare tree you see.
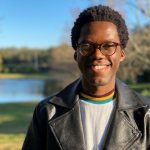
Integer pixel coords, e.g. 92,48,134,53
82,0,150,82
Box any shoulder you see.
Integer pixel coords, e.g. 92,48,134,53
116,79,150,108
32,95,56,122
135,93,150,107
33,78,81,118
35,92,59,115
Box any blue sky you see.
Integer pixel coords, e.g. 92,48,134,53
0,0,149,48
0,0,91,48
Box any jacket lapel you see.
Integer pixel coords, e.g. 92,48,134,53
48,79,85,150
103,108,141,149
104,79,146,149
49,99,85,150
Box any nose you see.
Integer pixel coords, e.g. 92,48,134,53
91,47,105,59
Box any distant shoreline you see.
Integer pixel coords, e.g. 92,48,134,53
0,72,76,80
0,73,51,80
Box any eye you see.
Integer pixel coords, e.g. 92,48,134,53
79,43,92,50
102,42,115,50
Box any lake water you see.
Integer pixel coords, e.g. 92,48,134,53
0,79,47,103
0,79,149,103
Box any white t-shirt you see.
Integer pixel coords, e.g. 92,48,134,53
79,97,115,150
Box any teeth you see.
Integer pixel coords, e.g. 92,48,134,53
93,65,106,70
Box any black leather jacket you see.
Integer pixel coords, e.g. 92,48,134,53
22,79,150,150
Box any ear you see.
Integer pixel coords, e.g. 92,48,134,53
120,50,126,62
74,51,77,61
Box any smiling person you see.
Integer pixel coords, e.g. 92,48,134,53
22,5,150,150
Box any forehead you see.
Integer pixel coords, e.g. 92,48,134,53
78,21,120,43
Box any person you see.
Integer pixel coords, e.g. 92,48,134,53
22,5,150,150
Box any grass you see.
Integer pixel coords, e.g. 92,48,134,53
0,102,37,150
130,83,150,89
129,83,150,96
0,134,25,150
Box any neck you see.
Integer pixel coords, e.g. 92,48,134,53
81,80,116,97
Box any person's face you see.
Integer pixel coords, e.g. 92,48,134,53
75,21,125,90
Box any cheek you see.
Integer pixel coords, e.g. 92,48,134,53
114,59,121,69
111,55,123,70
76,51,86,63
77,56,89,74
76,54,84,69
76,51,81,61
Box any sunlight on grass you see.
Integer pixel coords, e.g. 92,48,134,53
141,89,150,96
0,102,37,134
0,134,25,150
0,102,37,150
0,115,15,124
0,102,36,133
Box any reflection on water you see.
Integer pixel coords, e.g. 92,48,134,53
0,79,45,103
0,78,73,103
0,78,62,103
43,79,67,96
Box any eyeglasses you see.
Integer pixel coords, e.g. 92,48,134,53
77,41,121,56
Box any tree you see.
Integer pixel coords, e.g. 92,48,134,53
118,25,150,82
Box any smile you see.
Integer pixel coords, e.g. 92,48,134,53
92,65,109,70
89,64,111,73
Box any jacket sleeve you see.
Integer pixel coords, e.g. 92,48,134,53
22,103,47,150
145,106,150,148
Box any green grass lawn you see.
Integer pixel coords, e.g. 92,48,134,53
0,102,37,150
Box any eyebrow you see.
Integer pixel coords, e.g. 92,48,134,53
79,40,119,44
78,40,92,44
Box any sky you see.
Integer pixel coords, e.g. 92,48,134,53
0,0,91,48
0,0,149,49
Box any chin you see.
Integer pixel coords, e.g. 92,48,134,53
89,76,115,87
86,77,107,86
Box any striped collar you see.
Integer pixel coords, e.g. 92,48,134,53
80,90,115,104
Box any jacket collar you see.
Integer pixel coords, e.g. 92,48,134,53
115,79,146,109
49,78,82,109
49,78,146,110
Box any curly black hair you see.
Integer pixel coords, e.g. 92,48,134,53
71,5,129,50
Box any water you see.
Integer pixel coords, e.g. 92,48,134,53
0,79,45,103
0,79,149,103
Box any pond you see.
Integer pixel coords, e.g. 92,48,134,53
0,78,64,103
2,78,149,103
